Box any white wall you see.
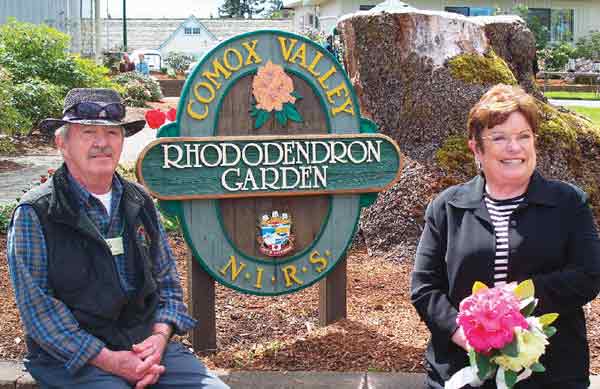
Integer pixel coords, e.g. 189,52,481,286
414,0,599,41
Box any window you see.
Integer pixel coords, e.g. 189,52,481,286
184,26,202,35
360,5,375,11
528,8,573,42
445,6,493,17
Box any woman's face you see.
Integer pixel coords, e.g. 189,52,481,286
469,110,537,188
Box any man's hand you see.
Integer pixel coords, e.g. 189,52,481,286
90,348,165,383
132,333,169,388
131,323,172,388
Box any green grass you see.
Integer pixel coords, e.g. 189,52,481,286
569,106,600,126
544,91,600,100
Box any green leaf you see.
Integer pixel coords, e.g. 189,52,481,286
504,369,518,388
520,299,537,317
291,91,303,99
476,353,491,381
250,105,259,117
544,326,557,337
468,349,477,367
255,109,270,129
500,337,519,357
283,103,303,123
275,109,287,126
531,363,546,373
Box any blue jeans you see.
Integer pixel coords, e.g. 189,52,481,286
25,342,229,389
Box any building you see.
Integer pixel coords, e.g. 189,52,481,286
158,16,218,58
0,0,97,54
283,0,383,33
283,0,600,42
101,17,294,56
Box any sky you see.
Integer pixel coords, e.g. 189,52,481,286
103,0,224,19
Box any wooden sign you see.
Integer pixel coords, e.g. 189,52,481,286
137,134,401,199
137,30,403,296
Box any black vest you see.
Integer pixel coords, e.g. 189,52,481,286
18,165,160,352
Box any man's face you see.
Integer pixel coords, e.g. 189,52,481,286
57,124,124,182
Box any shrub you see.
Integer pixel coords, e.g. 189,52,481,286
11,79,64,128
0,19,118,92
0,67,32,135
539,42,576,71
0,19,121,134
0,202,17,234
574,31,600,60
164,51,194,73
113,71,163,107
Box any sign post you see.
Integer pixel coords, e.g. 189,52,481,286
137,30,403,350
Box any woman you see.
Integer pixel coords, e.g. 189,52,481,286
410,84,600,388
119,53,134,73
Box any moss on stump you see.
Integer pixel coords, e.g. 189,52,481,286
448,51,517,86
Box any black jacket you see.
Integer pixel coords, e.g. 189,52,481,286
411,171,600,388
19,165,160,352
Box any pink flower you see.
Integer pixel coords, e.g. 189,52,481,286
457,286,529,354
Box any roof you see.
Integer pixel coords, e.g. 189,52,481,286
158,15,218,50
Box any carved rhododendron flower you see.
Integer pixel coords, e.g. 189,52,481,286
252,60,296,112
457,286,529,354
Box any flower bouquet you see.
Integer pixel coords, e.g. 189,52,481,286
445,280,558,389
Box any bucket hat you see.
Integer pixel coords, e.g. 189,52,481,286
38,88,146,137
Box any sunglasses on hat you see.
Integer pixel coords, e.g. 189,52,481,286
65,102,126,121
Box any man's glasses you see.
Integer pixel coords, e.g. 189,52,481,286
481,131,537,148
65,102,126,121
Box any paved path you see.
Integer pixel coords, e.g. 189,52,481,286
1,361,599,388
0,127,159,205
0,362,417,388
549,99,600,107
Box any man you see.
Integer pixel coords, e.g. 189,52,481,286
136,53,150,76
7,88,229,389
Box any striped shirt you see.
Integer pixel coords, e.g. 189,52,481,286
484,193,525,286
7,172,196,374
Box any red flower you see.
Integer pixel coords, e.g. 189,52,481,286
145,109,167,129
166,108,177,122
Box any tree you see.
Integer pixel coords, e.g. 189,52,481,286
265,0,283,18
219,0,266,18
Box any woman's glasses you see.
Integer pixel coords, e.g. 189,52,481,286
481,131,537,148
66,102,126,121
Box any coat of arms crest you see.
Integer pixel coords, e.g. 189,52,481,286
257,211,295,257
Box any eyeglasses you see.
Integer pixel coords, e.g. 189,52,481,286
65,102,126,121
481,131,537,148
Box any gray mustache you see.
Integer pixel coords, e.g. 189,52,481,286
89,146,113,158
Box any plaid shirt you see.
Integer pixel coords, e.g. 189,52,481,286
7,173,196,374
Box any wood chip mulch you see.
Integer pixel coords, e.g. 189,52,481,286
1,234,599,374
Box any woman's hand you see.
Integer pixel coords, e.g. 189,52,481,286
451,327,469,351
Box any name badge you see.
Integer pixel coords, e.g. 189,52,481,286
105,237,124,256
